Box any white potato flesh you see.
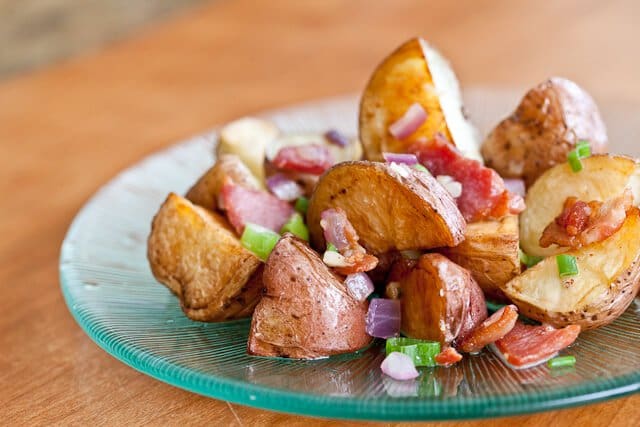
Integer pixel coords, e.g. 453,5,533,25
520,155,640,257
217,117,279,182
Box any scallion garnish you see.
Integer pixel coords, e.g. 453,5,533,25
519,249,544,268
556,254,578,277
241,223,281,261
412,164,429,174
294,196,309,215
486,300,506,313
280,213,309,241
385,337,441,367
576,140,591,158
326,242,338,252
547,355,576,368
568,150,583,172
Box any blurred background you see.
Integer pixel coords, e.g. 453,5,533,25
0,0,203,78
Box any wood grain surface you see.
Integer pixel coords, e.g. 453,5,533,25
2,0,639,425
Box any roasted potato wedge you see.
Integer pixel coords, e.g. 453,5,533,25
186,154,262,209
520,154,640,257
398,254,487,346
482,77,608,186
147,193,263,321
503,208,640,330
441,215,520,300
247,234,371,359
307,161,466,255
359,37,481,162
216,117,279,182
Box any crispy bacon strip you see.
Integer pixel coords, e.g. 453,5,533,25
272,144,333,175
458,305,518,353
493,321,580,369
320,208,378,275
221,178,294,234
435,347,463,367
540,189,634,249
410,134,525,222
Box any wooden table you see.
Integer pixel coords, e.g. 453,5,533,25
2,0,639,425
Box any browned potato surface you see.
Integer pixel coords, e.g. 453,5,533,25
398,254,487,346
147,193,263,321
247,234,372,359
502,208,640,330
441,215,520,300
186,154,261,210
520,154,640,257
482,77,608,187
307,161,466,255
359,37,481,162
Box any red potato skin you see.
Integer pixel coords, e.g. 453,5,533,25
398,254,487,346
247,234,372,359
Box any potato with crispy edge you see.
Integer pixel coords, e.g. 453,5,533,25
503,208,640,330
441,215,520,300
186,154,262,209
482,77,608,187
307,161,466,255
520,154,640,257
398,254,487,346
147,193,263,321
359,37,481,162
247,234,372,359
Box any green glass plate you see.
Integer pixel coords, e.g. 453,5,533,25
60,90,640,421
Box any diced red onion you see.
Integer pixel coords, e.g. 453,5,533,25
389,103,427,140
366,298,401,338
436,175,463,198
324,129,349,147
320,209,350,251
382,152,418,165
345,273,374,302
380,352,419,380
266,173,304,201
503,178,526,198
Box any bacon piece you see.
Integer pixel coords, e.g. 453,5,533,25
320,208,378,275
493,321,580,369
272,144,334,175
435,347,463,367
458,305,518,353
221,178,294,234
540,189,634,249
411,134,525,222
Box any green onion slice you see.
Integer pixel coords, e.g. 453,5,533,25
294,197,309,215
519,249,544,268
280,213,309,241
568,150,583,172
326,242,338,252
486,300,506,313
547,355,576,368
385,337,441,367
556,254,579,277
412,164,429,174
241,223,281,261
576,140,591,158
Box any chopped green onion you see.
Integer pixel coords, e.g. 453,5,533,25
556,254,578,277
567,150,583,172
547,355,576,368
294,197,309,215
576,140,591,158
385,337,441,367
412,164,429,174
519,249,544,268
280,213,309,241
241,223,281,261
327,242,338,252
486,300,506,313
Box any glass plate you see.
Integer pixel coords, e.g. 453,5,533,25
60,89,640,421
